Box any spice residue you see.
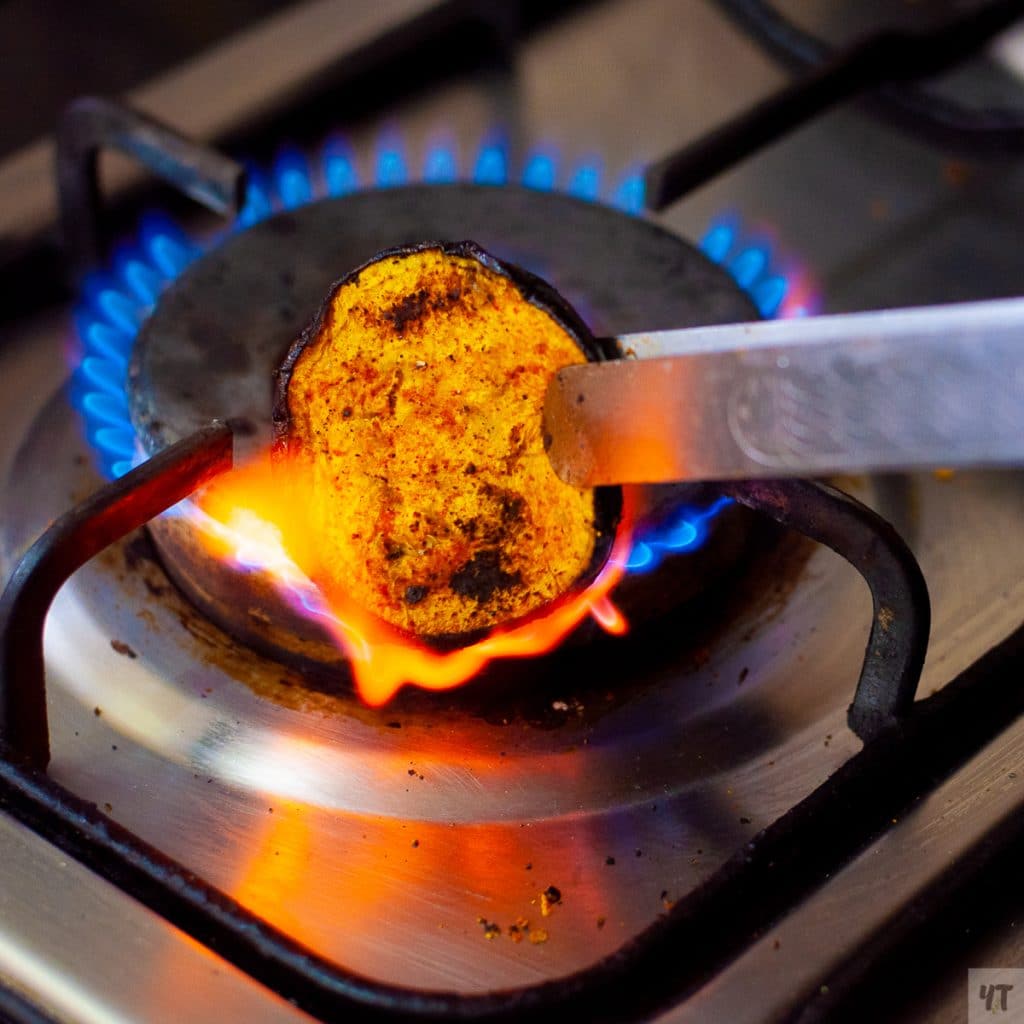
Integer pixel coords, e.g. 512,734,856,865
540,885,562,917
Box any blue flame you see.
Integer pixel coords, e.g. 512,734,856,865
522,151,557,192
626,497,734,573
567,158,602,202
376,133,409,188
274,148,314,209
70,129,804,569
612,171,646,216
322,135,360,197
698,214,803,320
237,165,274,229
423,140,458,184
473,138,507,186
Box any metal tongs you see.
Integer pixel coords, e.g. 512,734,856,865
543,297,1024,486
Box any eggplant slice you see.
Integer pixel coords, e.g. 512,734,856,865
274,240,621,640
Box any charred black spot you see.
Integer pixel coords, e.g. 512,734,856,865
384,542,405,561
342,407,353,418
404,585,428,605
449,550,521,603
455,517,479,540
500,492,525,524
385,289,430,335
479,483,525,526
464,462,477,475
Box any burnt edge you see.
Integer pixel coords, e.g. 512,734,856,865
270,239,623,646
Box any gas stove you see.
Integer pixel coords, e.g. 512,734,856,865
2,2,1024,1022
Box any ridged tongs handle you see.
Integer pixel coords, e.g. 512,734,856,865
544,297,1024,486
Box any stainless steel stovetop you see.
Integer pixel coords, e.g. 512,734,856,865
2,2,1024,1022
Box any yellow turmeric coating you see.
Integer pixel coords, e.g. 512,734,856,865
277,244,600,637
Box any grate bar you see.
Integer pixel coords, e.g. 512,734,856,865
645,0,1024,210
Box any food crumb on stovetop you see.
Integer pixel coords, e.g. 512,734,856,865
110,639,137,659
476,908,558,946
540,885,561,916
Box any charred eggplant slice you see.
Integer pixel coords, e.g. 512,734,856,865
274,240,621,639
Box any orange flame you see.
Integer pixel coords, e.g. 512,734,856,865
192,453,634,705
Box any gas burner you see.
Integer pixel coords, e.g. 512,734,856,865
128,184,759,676
70,117,810,692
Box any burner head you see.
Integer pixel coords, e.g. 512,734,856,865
128,184,758,677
